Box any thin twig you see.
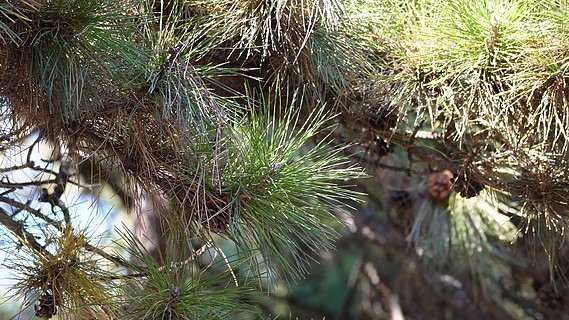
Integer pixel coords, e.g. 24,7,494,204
0,187,16,196
0,195,62,227
407,146,459,171
376,162,424,175
84,242,130,268
156,240,214,272
0,161,35,173
0,207,48,255
407,119,426,147
25,132,42,164
38,156,71,224
0,178,57,188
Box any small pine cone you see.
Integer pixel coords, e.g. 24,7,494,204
204,196,231,233
428,170,453,201
453,173,485,198
207,215,229,233
35,292,57,319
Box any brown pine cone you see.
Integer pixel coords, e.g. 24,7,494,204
428,170,453,201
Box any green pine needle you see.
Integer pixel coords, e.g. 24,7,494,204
114,227,260,319
218,88,366,284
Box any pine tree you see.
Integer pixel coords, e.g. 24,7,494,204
0,0,568,319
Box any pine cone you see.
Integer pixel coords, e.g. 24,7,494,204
35,292,57,319
204,196,231,233
428,170,453,200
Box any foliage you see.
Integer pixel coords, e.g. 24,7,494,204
0,0,569,319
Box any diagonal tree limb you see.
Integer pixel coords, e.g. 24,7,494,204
0,195,62,227
0,207,48,256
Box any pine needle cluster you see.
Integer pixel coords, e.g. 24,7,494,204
357,0,569,261
0,0,373,317
2,0,569,318
8,227,116,319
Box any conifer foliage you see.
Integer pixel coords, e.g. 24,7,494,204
0,0,569,319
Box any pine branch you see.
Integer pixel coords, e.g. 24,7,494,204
0,195,60,227
0,207,48,255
